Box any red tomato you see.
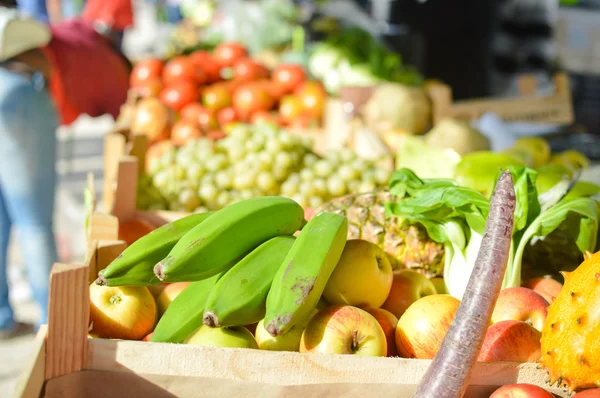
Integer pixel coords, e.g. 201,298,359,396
206,130,227,141
180,102,205,123
189,51,222,83
197,108,219,133
253,80,286,101
233,58,269,82
130,58,164,88
278,95,303,124
216,107,238,127
163,56,206,86
272,64,306,94
132,78,163,98
171,119,203,146
202,83,232,111
251,111,283,126
160,81,199,112
213,42,248,67
295,81,327,119
232,83,275,120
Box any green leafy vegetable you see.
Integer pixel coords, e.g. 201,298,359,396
386,167,599,299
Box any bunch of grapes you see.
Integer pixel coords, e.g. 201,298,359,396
141,123,392,212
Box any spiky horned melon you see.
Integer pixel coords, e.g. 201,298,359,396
539,250,600,393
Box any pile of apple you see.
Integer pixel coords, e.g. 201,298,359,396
127,41,327,147
88,236,564,364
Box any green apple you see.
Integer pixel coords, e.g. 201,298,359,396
185,325,258,349
255,309,319,352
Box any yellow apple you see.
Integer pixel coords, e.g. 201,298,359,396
381,270,437,318
395,294,460,359
363,307,399,357
323,239,393,308
255,309,318,352
300,305,387,357
186,325,258,349
89,283,157,340
157,282,191,316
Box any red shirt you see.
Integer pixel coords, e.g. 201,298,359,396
82,0,134,31
40,20,130,126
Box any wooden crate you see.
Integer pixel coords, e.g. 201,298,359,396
426,72,574,125
13,233,569,398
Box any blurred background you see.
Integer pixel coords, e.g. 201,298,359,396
1,0,599,394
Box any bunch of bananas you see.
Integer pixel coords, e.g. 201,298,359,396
97,196,348,343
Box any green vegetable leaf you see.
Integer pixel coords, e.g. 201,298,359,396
505,166,541,236
504,196,599,289
387,168,457,199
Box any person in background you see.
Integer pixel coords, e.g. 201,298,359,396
46,0,133,51
0,6,129,339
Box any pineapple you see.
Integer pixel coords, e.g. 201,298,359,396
539,250,600,393
315,191,445,278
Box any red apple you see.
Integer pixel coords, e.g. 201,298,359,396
492,287,549,332
489,383,554,397
381,270,437,319
300,305,387,357
89,284,157,340
522,277,563,304
478,320,541,362
573,389,600,397
186,325,258,349
157,282,191,316
148,282,169,298
395,294,460,359
363,307,399,357
143,332,154,342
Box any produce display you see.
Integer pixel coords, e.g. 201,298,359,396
124,41,328,148
138,123,393,212
88,163,599,395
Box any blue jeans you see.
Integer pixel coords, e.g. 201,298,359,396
0,69,59,330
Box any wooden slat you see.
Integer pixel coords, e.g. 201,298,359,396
87,213,119,248
11,325,47,398
126,133,148,176
427,72,573,125
517,75,538,96
102,133,127,214
110,156,139,221
96,240,127,273
85,339,565,396
85,241,99,284
46,263,90,380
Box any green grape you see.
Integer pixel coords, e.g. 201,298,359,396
152,170,171,190
186,163,206,181
313,159,333,177
215,170,233,189
291,194,307,208
299,183,316,197
147,157,163,175
327,176,346,197
256,172,277,192
179,189,201,212
273,167,289,181
358,181,376,193
198,184,218,202
347,180,360,193
312,178,327,196
299,168,314,182
274,152,292,169
266,139,282,154
233,172,256,190
374,168,391,185
338,165,358,181
340,148,356,162
361,170,376,184
240,189,255,200
159,149,176,167
173,164,186,181
303,153,319,168
228,145,246,162
215,191,232,208
308,196,324,209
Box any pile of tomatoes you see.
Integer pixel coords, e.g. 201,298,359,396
129,42,327,147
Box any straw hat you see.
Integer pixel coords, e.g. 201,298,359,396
0,6,51,62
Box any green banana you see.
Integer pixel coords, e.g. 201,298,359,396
203,235,296,328
150,272,223,343
97,211,214,287
154,196,305,283
264,212,348,337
